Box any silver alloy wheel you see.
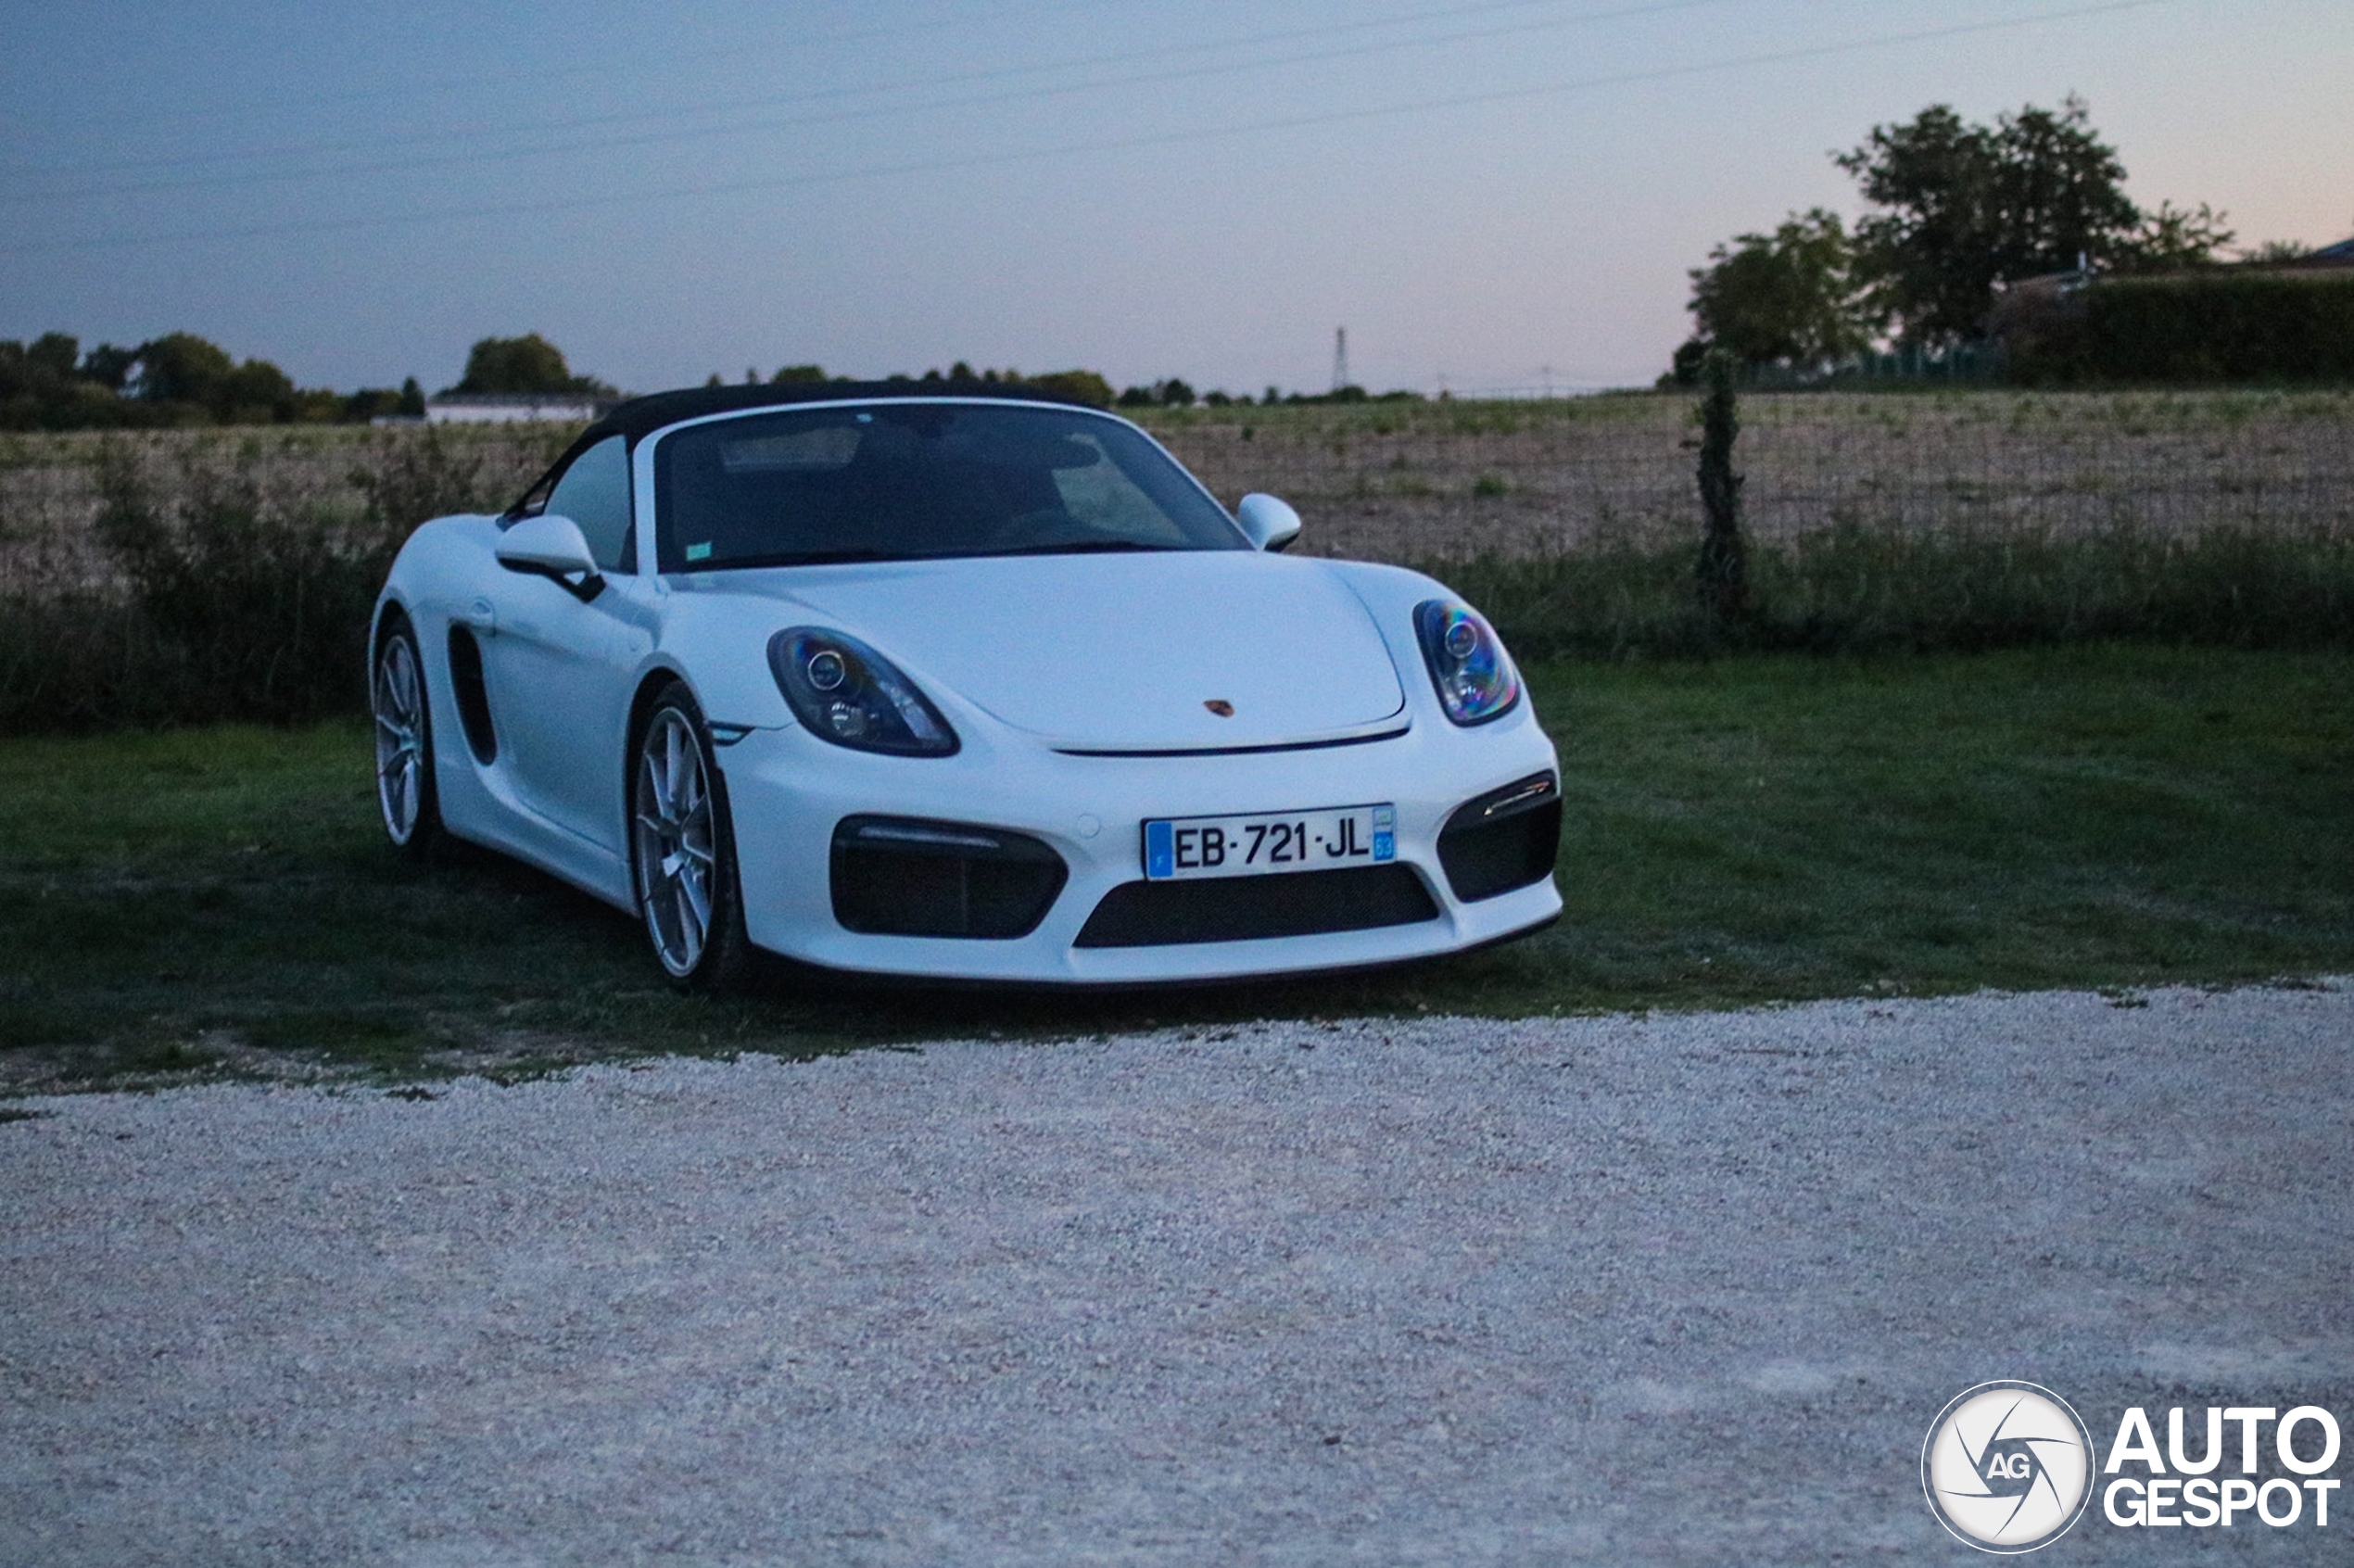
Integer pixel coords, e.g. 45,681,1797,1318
634,708,718,976
373,630,427,844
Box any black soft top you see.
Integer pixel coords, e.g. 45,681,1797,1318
509,379,1110,518
583,379,1102,447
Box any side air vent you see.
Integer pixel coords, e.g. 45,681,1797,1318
1436,772,1561,902
446,626,498,765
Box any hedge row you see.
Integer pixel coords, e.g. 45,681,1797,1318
2012,272,2354,386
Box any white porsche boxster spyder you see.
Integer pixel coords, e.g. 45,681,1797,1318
370,384,1561,986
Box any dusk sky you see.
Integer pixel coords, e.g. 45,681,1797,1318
3,0,2348,397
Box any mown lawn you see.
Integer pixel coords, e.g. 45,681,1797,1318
2,645,2348,1091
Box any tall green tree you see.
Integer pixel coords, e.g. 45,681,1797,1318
80,343,139,391
451,334,609,396
1021,370,1115,408
1834,96,2220,345
2121,200,2236,273
1678,208,1876,374
25,333,80,378
1980,99,2141,278
133,332,235,405
131,333,304,421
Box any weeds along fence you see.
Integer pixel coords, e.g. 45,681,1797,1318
1135,388,2354,561
1137,389,2354,659
0,424,569,731
1,391,2350,733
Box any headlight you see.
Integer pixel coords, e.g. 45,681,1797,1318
1413,599,1520,726
766,627,959,755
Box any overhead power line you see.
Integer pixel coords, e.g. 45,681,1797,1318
0,0,2186,259
19,0,1148,133
7,0,1733,183
6,0,1748,200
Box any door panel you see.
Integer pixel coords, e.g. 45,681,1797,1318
476,574,655,854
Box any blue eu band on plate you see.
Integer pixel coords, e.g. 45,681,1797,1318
1145,804,1397,881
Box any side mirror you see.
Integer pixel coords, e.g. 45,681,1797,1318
1236,492,1302,552
497,513,603,600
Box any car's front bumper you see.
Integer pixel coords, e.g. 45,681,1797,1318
715,711,1562,983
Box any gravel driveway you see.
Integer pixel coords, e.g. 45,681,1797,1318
4,982,2349,1565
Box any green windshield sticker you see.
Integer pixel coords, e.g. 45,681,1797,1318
685,541,713,562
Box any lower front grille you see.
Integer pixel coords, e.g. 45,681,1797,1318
1437,772,1561,902
831,816,1068,939
1074,864,1439,948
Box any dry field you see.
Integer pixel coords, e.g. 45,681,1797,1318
3,389,2348,594
0,423,571,594
1142,388,2354,562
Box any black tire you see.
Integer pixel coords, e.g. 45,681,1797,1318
372,611,443,859
629,681,757,991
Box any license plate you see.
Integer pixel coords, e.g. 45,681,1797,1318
1144,803,1396,881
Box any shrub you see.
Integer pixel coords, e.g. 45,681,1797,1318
2010,272,2354,386
85,441,401,724
0,426,554,733
1020,370,1116,409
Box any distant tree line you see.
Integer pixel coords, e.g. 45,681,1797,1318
0,329,632,433
1668,97,2283,385
6,322,1425,432
699,363,1418,411
1113,377,1421,409
0,330,428,432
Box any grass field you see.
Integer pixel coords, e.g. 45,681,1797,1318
5,645,2348,1094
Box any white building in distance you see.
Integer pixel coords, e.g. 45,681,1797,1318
424,392,606,424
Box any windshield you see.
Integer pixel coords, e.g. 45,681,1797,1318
652,401,1247,571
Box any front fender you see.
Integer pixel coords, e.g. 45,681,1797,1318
652,588,800,731
1323,558,1549,742
375,514,502,640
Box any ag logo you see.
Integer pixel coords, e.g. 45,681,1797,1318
1923,1382,2095,1552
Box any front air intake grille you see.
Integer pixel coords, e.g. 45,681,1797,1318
1074,864,1439,948
1437,772,1561,903
831,816,1068,939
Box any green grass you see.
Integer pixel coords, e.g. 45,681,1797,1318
2,645,2348,1093
1430,522,2354,661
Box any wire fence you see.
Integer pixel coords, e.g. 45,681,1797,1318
3,389,2349,597
1140,388,2354,563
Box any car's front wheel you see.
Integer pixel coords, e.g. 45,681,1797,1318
630,683,755,989
372,612,441,857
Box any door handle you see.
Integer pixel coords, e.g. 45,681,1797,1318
463,598,497,636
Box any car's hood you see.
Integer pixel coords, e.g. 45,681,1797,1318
711,551,1407,750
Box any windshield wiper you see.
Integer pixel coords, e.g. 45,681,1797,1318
697,539,1178,569
989,538,1174,557
715,548,901,569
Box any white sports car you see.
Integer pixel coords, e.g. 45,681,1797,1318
370,384,1561,987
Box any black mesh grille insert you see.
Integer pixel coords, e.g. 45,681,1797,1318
831,816,1068,939
1074,864,1438,948
1437,772,1561,903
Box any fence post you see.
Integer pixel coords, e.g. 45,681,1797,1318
1695,349,1748,628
